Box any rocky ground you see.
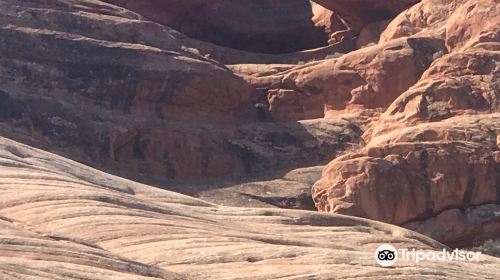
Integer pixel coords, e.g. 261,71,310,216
2,136,500,279
0,0,498,279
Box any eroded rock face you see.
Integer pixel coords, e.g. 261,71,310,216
405,204,500,248
379,0,463,43
0,0,366,185
314,115,499,218
234,36,445,121
314,114,500,246
313,0,500,246
197,165,325,210
103,0,422,54
371,50,499,138
356,20,391,49
322,37,445,115
371,0,499,139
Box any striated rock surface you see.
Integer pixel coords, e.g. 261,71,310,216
1,0,500,273
0,216,181,280
2,136,500,279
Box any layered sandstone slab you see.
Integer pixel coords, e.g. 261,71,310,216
0,217,181,280
1,136,500,279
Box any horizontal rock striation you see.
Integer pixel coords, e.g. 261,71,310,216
1,136,500,279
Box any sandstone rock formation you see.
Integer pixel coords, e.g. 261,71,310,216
314,114,499,230
234,36,445,121
356,20,391,49
103,0,337,54
0,1,253,123
196,165,324,210
0,215,181,280
312,0,420,35
312,0,500,247
0,0,365,186
2,136,500,279
1,0,500,275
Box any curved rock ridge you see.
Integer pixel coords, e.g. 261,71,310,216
103,0,336,54
101,0,420,54
1,136,500,279
0,0,351,66
312,0,500,247
0,2,254,123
